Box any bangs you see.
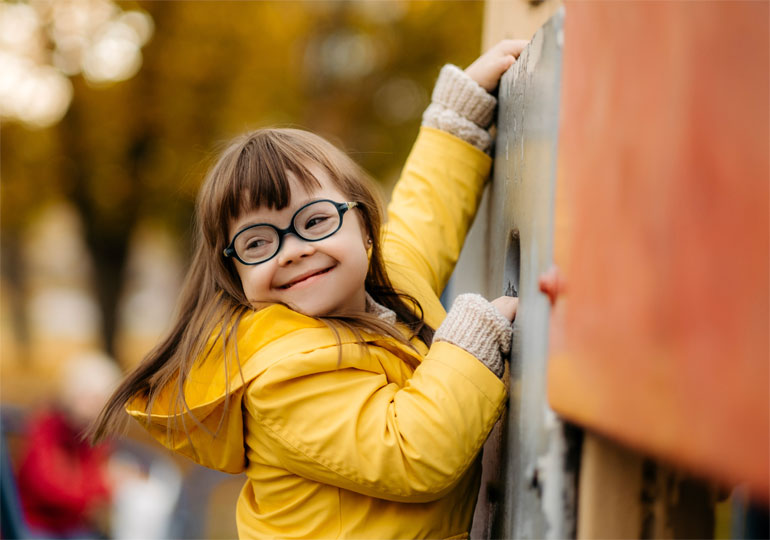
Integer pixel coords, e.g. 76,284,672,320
220,133,324,226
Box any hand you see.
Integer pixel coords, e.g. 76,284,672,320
491,296,518,322
465,39,530,93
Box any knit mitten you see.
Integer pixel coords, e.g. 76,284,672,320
433,293,512,378
422,64,497,153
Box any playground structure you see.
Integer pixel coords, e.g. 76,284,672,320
1,2,767,538
455,1,769,538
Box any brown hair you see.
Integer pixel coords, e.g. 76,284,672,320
88,128,434,443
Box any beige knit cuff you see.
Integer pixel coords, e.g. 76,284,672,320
431,64,497,127
422,104,493,153
422,64,497,153
433,293,512,379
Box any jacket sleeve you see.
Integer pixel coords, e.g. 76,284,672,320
244,340,507,503
382,126,492,298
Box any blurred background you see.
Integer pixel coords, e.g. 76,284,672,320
0,1,484,537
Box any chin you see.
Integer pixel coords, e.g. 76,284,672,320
286,299,336,318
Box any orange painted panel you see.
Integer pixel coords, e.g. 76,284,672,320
549,1,769,501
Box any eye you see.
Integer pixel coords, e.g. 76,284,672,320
246,238,267,250
305,215,330,229
238,227,276,254
294,201,339,238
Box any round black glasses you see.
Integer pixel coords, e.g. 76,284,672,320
223,200,359,265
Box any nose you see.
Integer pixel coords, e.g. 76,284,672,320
276,233,315,266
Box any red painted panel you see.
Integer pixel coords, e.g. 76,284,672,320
549,1,769,501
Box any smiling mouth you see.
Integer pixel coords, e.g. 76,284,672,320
278,267,334,289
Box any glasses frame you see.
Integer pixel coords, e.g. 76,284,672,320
223,200,359,265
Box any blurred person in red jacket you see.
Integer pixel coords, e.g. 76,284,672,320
17,350,121,538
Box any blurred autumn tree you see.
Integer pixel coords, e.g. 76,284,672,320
1,1,483,356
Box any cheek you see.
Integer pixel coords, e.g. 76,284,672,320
235,264,274,299
352,242,371,276
340,228,370,266
234,264,250,288
325,234,369,280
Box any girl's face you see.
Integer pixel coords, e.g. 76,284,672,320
228,164,370,317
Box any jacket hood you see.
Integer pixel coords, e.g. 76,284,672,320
126,304,424,473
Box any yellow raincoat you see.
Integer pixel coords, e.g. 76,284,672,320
127,127,507,539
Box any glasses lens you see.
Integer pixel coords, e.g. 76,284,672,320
235,226,279,263
294,201,341,240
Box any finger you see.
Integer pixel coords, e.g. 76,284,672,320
509,297,519,314
496,39,529,58
503,297,519,319
496,55,517,73
491,296,518,321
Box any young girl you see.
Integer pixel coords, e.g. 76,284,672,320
91,40,527,539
